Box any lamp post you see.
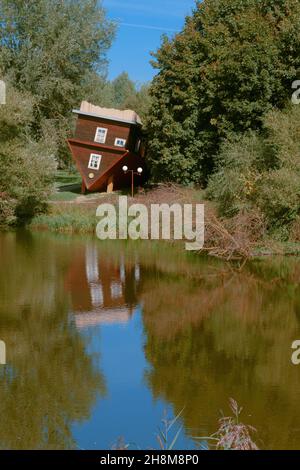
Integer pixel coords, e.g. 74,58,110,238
122,166,143,197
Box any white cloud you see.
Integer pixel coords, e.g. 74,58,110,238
119,22,180,32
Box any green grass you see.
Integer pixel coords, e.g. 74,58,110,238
55,170,81,185
32,180,300,258
30,204,300,258
31,204,97,233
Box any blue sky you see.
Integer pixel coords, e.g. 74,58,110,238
103,0,196,84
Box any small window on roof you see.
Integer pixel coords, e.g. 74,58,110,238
94,127,108,144
88,153,102,171
114,138,126,148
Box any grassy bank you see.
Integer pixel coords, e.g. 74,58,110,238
31,204,97,233
29,183,300,260
50,170,82,202
31,170,117,232
30,184,203,235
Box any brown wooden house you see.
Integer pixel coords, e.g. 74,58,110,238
67,101,145,193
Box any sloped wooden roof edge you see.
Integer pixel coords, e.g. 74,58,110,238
67,138,129,190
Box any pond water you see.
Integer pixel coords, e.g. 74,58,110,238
1,230,300,450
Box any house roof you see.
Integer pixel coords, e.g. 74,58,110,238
73,101,142,125
74,308,132,328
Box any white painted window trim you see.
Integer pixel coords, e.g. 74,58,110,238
114,138,126,147
94,127,108,144
88,153,102,171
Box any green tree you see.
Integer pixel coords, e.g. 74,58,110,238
111,72,136,109
85,72,151,121
0,0,116,165
82,71,116,108
146,0,300,184
0,83,57,226
123,83,152,121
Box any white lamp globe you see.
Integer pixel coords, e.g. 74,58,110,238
137,167,143,174
122,165,128,172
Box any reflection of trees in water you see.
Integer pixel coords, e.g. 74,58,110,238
2,232,300,449
141,259,300,450
0,232,105,450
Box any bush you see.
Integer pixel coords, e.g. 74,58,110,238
0,194,17,227
206,132,264,217
290,217,300,242
256,168,300,228
146,0,300,184
207,104,300,237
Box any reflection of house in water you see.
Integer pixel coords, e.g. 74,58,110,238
65,245,142,328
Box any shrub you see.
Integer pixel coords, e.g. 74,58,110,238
256,168,300,228
206,132,264,217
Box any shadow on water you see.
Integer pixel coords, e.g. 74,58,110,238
1,231,300,449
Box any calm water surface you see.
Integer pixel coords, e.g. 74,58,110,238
1,230,300,449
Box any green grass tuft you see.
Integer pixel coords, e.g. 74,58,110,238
30,204,97,234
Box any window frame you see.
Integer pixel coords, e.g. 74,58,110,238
88,153,102,171
114,138,127,148
94,127,108,144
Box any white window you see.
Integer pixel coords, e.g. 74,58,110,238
111,282,123,299
114,138,126,147
88,153,102,171
94,127,108,144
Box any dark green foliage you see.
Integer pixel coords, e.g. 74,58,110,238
146,0,300,184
